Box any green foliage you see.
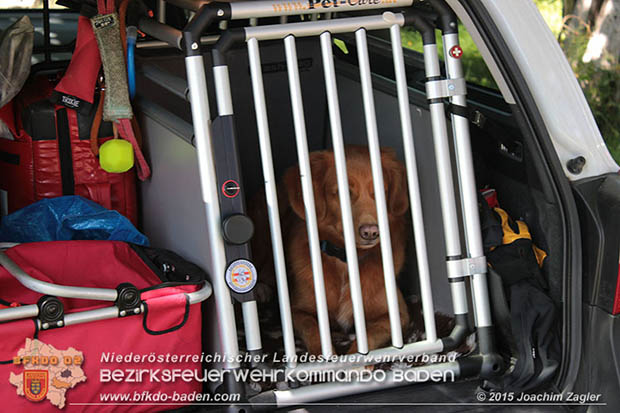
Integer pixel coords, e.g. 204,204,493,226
562,33,620,161
532,0,620,162
401,26,497,89
534,0,564,36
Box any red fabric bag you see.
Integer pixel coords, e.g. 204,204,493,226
0,241,208,412
0,14,139,225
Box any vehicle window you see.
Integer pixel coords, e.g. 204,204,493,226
401,26,499,91
1,0,65,9
1,1,77,63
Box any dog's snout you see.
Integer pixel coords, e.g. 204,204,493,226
359,224,379,241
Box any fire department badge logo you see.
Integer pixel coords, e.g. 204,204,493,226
225,259,257,293
9,338,86,409
23,370,48,402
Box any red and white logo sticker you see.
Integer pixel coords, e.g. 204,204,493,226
449,45,463,59
225,259,257,293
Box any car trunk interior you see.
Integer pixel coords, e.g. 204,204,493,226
133,18,568,406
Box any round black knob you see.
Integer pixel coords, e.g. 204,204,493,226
116,283,140,310
37,296,64,324
222,214,254,245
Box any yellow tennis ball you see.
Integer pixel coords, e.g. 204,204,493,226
99,139,134,173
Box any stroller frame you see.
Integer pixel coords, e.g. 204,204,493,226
0,247,212,327
138,0,502,407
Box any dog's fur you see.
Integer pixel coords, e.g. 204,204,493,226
251,146,411,355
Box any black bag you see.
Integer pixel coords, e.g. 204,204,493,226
480,198,560,393
130,244,206,284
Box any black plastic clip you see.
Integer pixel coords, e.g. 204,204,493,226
472,110,487,129
37,295,64,330
115,283,141,317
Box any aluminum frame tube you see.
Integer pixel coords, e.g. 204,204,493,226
63,306,124,327
0,251,118,302
164,0,410,16
0,304,39,323
421,41,470,319
287,339,444,374
422,43,461,258
247,38,297,367
138,16,182,49
230,0,412,20
213,65,234,116
319,31,368,355
244,12,405,42
441,32,492,328
185,55,241,369
284,35,333,357
136,35,219,50
242,301,262,351
157,0,166,23
356,28,403,349
390,25,437,343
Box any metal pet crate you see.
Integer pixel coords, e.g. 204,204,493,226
138,0,502,406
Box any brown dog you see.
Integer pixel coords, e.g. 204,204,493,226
252,145,411,355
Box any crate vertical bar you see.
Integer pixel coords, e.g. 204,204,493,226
356,28,403,349
319,31,369,355
390,24,437,343
247,37,298,367
284,35,333,357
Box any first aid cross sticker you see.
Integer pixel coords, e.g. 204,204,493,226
449,45,463,59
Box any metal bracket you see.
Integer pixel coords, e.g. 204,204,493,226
425,77,467,100
446,256,487,279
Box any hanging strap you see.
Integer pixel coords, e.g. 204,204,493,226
90,84,105,156
94,0,150,180
447,103,522,156
54,107,75,196
117,118,150,181
97,0,116,14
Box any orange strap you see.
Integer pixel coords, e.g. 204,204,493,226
90,86,105,156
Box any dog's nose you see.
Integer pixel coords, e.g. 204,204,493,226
359,224,379,241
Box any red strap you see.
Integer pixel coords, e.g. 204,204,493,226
117,118,151,181
97,0,116,14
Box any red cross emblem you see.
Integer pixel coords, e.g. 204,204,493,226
449,45,463,59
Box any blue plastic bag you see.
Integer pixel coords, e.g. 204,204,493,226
0,196,149,245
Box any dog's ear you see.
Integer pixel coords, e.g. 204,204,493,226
283,151,331,222
382,149,409,216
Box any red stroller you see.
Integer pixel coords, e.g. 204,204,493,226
0,241,212,412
